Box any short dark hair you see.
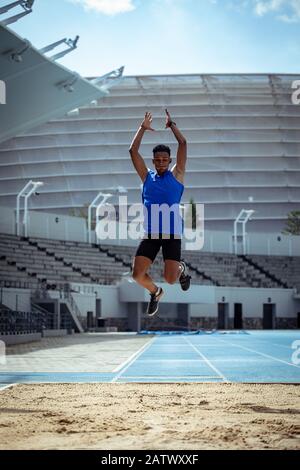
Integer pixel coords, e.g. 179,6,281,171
152,144,171,156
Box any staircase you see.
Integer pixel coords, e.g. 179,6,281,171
32,285,84,333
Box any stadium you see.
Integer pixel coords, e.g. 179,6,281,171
0,0,300,453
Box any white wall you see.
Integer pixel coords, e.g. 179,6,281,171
190,287,299,318
119,280,216,304
0,206,87,242
70,283,299,320
1,281,298,321
70,283,128,318
94,285,128,318
27,210,87,242
71,291,95,317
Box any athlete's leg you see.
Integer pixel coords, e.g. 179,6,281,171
133,238,165,315
132,255,158,294
163,259,183,284
162,238,182,284
132,238,161,293
133,255,164,316
162,238,191,290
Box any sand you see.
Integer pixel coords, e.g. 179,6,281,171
0,383,299,450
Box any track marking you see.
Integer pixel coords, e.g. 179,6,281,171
112,337,157,373
268,342,296,350
215,337,300,369
136,359,212,362
183,337,229,382
116,375,221,380
0,383,16,391
111,337,157,381
238,334,298,350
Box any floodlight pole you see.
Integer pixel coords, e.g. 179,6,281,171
16,181,31,236
87,187,128,244
88,193,112,244
233,209,255,255
16,180,44,237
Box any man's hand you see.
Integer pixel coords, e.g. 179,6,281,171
129,112,153,182
166,108,187,184
141,111,155,131
165,108,172,128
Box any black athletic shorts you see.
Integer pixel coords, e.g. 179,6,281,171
135,234,182,262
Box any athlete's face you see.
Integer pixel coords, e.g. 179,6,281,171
153,152,172,175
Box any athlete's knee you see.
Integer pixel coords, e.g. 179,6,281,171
132,269,145,283
164,272,177,284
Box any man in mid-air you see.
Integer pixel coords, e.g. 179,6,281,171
129,109,191,316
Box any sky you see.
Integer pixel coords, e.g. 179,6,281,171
1,0,300,77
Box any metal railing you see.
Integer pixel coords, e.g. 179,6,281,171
58,287,85,332
0,308,52,334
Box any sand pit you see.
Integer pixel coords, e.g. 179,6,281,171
0,383,299,450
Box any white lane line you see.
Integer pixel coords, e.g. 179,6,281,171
0,383,16,391
268,342,295,350
111,337,157,381
112,337,157,373
183,337,229,383
239,336,297,350
215,337,300,369
137,358,281,363
136,359,209,362
116,375,221,380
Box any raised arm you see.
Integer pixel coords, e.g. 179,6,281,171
165,109,187,184
129,112,154,182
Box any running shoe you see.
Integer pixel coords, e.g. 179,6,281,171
179,261,191,291
147,287,164,316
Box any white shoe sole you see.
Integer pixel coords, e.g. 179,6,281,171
147,288,164,316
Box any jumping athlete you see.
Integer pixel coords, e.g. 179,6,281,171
129,109,191,316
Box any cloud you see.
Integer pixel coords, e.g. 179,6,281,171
278,12,300,20
254,0,300,21
210,0,300,22
254,0,284,16
68,0,136,15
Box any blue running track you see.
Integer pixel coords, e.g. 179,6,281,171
1,331,300,387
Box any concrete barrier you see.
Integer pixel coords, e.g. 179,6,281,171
42,329,68,337
0,332,41,345
95,327,118,332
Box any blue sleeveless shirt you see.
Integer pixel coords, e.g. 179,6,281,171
142,169,184,236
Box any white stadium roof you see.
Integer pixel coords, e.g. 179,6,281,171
0,20,124,144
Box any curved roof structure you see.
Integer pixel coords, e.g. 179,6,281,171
0,22,124,144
